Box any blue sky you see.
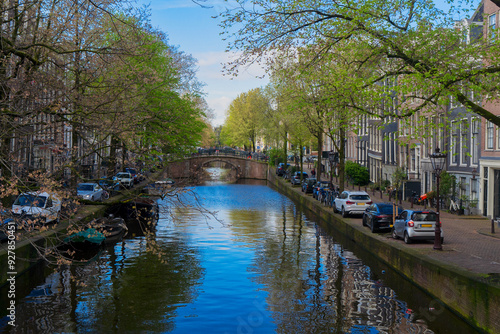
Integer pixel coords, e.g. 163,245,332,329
138,0,480,127
139,0,267,127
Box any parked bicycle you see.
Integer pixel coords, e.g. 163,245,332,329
449,199,460,214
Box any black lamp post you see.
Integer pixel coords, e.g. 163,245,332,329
429,148,447,250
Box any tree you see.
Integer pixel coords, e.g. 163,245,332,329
219,0,500,127
222,88,269,151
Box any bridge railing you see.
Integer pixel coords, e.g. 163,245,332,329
191,149,269,162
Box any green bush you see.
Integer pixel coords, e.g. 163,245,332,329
345,161,370,186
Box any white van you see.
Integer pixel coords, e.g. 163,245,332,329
12,191,62,224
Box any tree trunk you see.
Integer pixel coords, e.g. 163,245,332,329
316,130,323,182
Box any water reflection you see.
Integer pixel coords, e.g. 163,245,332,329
1,179,478,333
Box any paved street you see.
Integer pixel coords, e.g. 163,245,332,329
289,168,500,277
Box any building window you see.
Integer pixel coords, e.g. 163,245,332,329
451,121,459,163
487,121,494,149
490,14,497,42
461,121,468,165
471,118,479,164
460,177,467,197
471,178,478,201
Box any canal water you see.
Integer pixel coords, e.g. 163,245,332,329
0,171,481,333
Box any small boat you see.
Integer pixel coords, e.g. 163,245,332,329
58,228,105,260
125,197,159,222
94,216,128,244
142,179,175,196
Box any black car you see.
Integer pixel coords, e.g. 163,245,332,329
301,178,317,194
362,203,402,233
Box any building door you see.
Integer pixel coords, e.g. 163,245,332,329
484,179,488,217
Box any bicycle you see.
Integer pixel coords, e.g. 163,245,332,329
449,199,460,214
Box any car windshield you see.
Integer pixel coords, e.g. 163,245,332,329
14,194,47,207
350,195,370,200
379,206,395,214
116,173,128,178
126,169,137,174
412,212,437,221
78,184,94,191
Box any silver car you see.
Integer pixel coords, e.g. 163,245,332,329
392,210,443,244
77,183,105,201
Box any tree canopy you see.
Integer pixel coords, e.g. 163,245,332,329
219,0,500,126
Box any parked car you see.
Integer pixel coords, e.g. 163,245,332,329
334,190,372,218
301,178,317,193
77,183,105,201
125,168,144,184
113,172,134,189
12,192,61,224
363,203,402,233
392,210,443,244
312,181,330,199
97,177,121,196
290,172,308,186
276,163,290,176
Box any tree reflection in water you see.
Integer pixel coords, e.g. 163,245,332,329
9,234,203,333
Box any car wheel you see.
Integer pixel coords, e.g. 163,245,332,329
392,228,399,239
362,215,367,226
91,196,94,201
441,237,444,244
341,207,348,218
404,232,412,244
333,204,338,213
370,220,377,233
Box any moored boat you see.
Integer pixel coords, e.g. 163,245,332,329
94,216,128,244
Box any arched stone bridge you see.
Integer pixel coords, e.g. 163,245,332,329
166,155,269,180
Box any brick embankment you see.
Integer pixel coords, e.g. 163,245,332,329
269,168,500,334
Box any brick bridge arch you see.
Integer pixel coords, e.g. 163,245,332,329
166,155,268,180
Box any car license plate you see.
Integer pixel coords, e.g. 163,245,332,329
357,203,365,205
421,224,432,227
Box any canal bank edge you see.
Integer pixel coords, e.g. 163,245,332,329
267,171,499,334
0,204,109,286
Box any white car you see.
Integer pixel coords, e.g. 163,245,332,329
12,191,61,224
334,190,372,218
77,183,105,201
113,172,134,189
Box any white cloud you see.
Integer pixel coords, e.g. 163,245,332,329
206,95,232,126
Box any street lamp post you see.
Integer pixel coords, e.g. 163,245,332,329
429,148,447,251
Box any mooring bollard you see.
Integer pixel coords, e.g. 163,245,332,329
492,219,496,234
380,190,383,199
